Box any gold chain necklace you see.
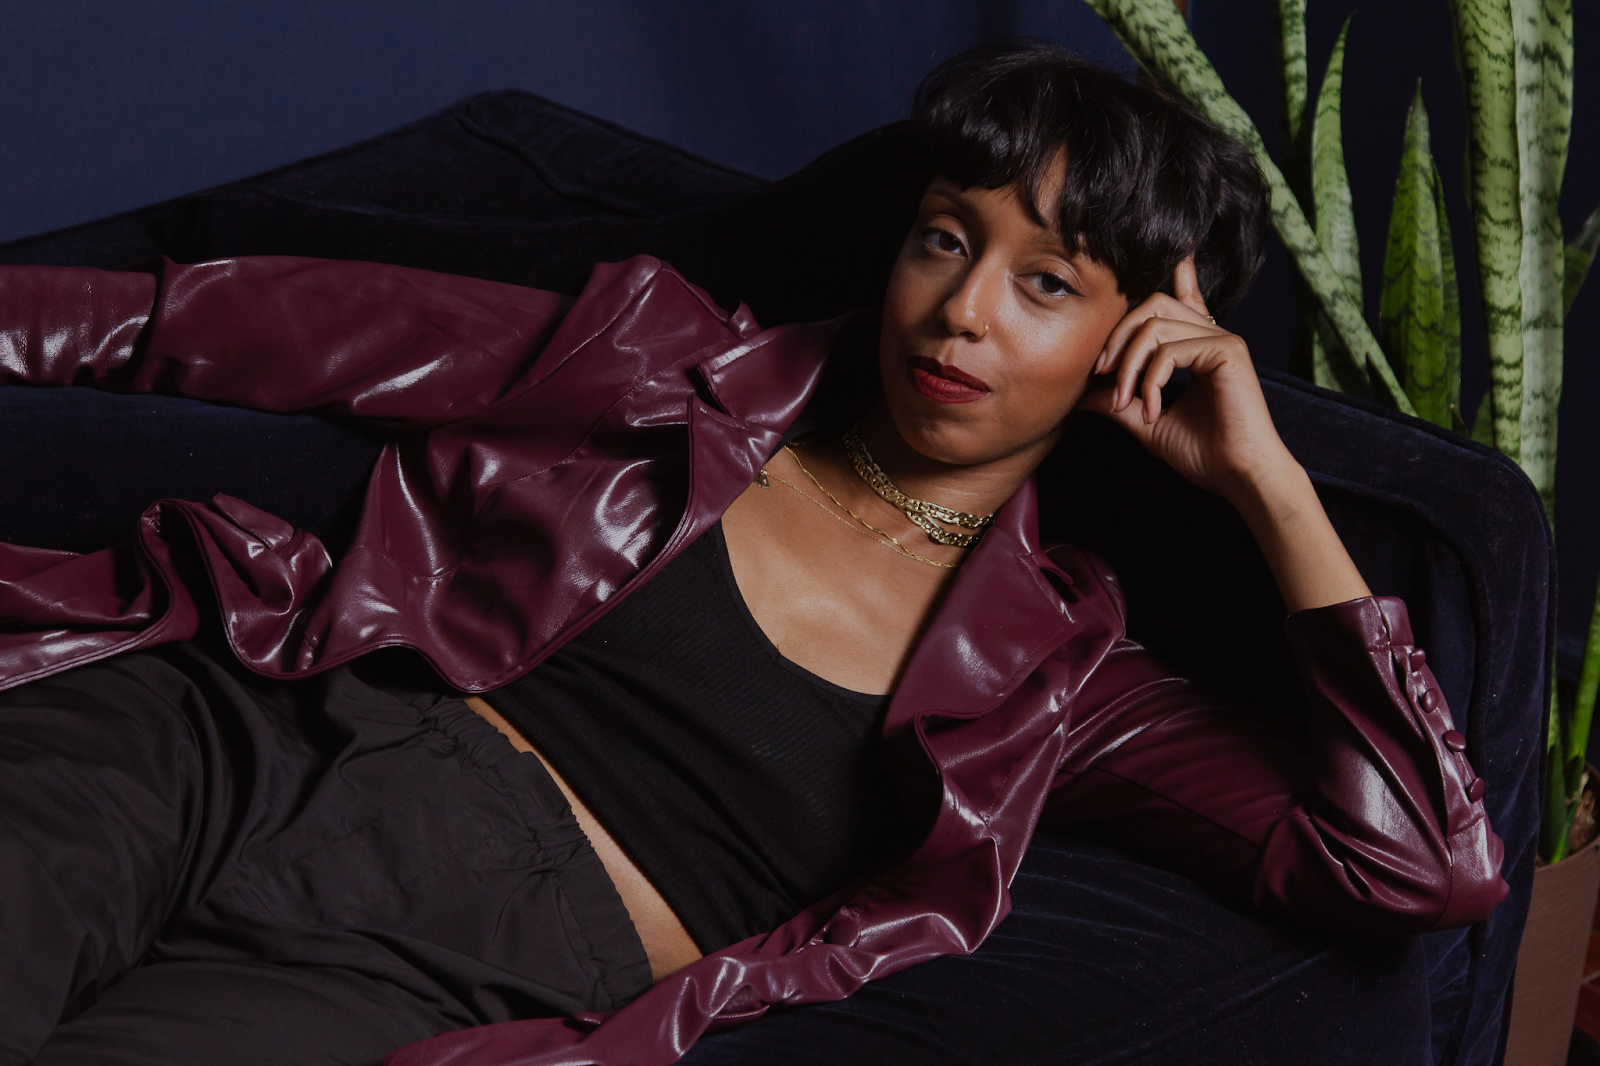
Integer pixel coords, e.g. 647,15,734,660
759,448,960,569
842,426,994,548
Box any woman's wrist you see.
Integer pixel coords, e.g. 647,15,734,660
1224,453,1373,614
1220,447,1313,525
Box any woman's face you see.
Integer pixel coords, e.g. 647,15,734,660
878,171,1128,467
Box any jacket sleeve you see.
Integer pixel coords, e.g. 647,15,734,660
0,256,572,431
1039,591,1508,934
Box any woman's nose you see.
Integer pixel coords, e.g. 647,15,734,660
940,261,999,340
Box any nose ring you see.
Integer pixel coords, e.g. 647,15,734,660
975,321,988,340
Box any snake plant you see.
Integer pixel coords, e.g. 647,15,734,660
1085,0,1594,863
1084,0,1415,415
1379,86,1462,430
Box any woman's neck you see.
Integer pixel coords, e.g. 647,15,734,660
853,404,1050,520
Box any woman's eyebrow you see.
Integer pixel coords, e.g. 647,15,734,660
1027,229,1074,258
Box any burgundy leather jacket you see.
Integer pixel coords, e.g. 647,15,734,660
0,254,1508,1066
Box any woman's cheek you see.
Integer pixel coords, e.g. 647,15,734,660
1024,344,1092,415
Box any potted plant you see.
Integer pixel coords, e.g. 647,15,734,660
1084,1,1597,1062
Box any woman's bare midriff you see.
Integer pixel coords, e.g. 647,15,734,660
464,696,703,983
457,461,956,985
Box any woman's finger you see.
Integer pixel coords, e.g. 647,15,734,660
1077,382,1156,441
1110,315,1218,410
1172,255,1210,319
1139,338,1215,422
1096,295,1171,377
1141,345,1178,422
1094,307,1144,376
1112,316,1166,410
1096,286,1215,376
1128,332,1241,423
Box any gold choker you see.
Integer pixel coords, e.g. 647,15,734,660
842,426,993,548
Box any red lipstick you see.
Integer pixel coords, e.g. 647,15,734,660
908,356,990,404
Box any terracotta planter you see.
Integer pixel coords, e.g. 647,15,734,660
1505,775,1600,1066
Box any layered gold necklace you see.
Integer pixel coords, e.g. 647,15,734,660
757,426,994,569
841,426,993,547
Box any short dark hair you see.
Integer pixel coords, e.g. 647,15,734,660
905,40,1270,320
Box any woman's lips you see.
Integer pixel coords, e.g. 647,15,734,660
908,356,990,404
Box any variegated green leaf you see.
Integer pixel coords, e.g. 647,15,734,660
1511,0,1573,519
1313,17,1361,301
1566,203,1599,315
1468,393,1496,445
1381,87,1451,428
1275,0,1311,205
1570,246,1595,316
1085,0,1416,416
1569,575,1600,846
1436,160,1463,420
1545,700,1570,862
1448,0,1522,459
1308,16,1366,395
1274,0,1322,389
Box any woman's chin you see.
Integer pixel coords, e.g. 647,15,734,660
880,402,1010,468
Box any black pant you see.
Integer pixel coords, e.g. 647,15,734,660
0,643,651,1066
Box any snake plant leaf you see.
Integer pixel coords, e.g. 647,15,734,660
1086,0,1416,416
1380,87,1452,428
1436,160,1463,421
1274,0,1322,388
1522,0,1581,857
1312,17,1361,301
1308,16,1367,394
1568,575,1600,850
1570,246,1596,316
1511,0,1573,519
1545,712,1571,862
1567,203,1600,315
1467,393,1496,446
1447,0,1522,460
1275,0,1311,206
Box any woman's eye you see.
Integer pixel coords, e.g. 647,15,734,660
1032,271,1082,298
921,227,965,255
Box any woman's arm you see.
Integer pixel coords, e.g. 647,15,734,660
0,256,571,430
1078,257,1367,612
1038,573,1507,933
1057,258,1508,931
1224,461,1370,612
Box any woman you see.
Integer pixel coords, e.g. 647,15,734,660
0,42,1505,1066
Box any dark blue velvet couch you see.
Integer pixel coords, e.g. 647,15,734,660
0,91,1549,1066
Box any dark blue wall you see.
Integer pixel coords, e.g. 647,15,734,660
0,0,1125,238
0,0,1595,655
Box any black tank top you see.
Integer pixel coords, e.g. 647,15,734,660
483,522,922,953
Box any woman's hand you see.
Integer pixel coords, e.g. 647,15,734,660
1076,256,1292,506
1077,256,1371,613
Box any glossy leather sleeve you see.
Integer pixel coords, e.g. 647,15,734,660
0,257,571,430
1040,588,1508,934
